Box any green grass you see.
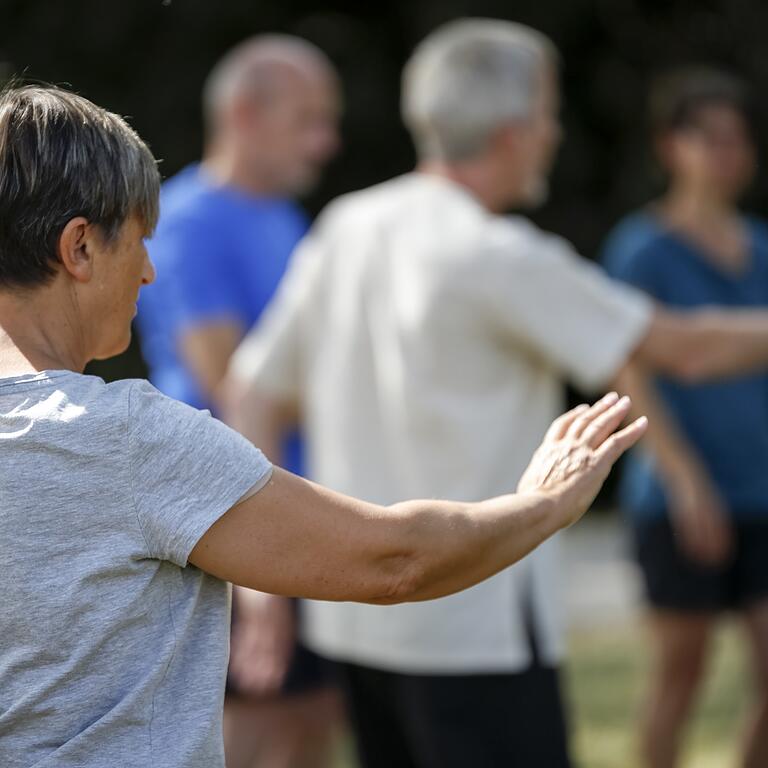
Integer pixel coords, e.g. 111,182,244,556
568,620,750,768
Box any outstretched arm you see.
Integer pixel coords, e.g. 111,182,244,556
189,393,647,604
636,306,768,383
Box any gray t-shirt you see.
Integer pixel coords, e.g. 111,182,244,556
0,371,272,767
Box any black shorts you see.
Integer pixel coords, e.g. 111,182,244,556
334,661,571,768
632,517,768,612
226,598,335,698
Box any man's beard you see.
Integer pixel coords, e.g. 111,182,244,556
521,174,549,209
284,165,322,198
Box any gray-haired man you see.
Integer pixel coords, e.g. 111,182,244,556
228,20,768,767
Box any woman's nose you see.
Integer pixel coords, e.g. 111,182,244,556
143,254,157,286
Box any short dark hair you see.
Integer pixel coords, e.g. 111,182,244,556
0,85,160,289
649,67,751,137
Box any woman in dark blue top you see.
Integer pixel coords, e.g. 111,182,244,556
603,69,768,768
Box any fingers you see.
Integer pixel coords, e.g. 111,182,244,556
594,416,648,464
545,403,590,441
546,392,622,442
581,396,632,448
567,392,620,440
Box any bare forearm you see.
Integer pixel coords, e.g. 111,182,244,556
179,322,242,405
220,378,297,464
191,397,646,605
639,307,768,382
368,394,643,604
612,363,704,483
192,469,565,604
383,491,564,604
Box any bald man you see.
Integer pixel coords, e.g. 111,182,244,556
136,35,342,768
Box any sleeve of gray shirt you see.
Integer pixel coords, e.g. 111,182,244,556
127,380,273,567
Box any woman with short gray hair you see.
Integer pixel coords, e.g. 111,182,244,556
0,85,645,767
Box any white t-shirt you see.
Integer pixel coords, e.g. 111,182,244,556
231,173,652,673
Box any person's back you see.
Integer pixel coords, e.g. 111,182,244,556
296,173,570,503
0,372,270,767
235,170,650,672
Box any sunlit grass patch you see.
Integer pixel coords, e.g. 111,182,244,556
568,620,748,768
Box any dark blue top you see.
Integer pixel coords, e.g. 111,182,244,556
137,164,307,474
602,210,768,520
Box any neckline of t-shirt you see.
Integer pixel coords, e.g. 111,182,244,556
643,206,758,282
0,369,76,389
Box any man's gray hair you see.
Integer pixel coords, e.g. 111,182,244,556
402,19,557,161
0,85,160,288
202,34,333,133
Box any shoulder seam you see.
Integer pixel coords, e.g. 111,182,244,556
126,381,155,559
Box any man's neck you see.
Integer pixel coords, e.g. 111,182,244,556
416,159,521,214
202,147,280,198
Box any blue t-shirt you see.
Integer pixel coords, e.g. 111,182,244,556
138,164,306,474
602,210,768,520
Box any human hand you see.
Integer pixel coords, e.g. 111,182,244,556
518,393,647,528
228,588,296,695
667,464,732,565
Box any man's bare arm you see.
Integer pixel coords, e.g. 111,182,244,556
221,380,297,464
178,321,243,408
635,306,768,382
189,394,647,604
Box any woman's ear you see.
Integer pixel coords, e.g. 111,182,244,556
57,217,94,284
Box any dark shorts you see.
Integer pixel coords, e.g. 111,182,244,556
334,661,571,768
632,517,768,612
226,598,335,698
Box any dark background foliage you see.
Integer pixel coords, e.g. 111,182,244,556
2,0,767,384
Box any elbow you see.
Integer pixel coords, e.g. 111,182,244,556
362,505,436,605
361,500,475,605
366,552,428,605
